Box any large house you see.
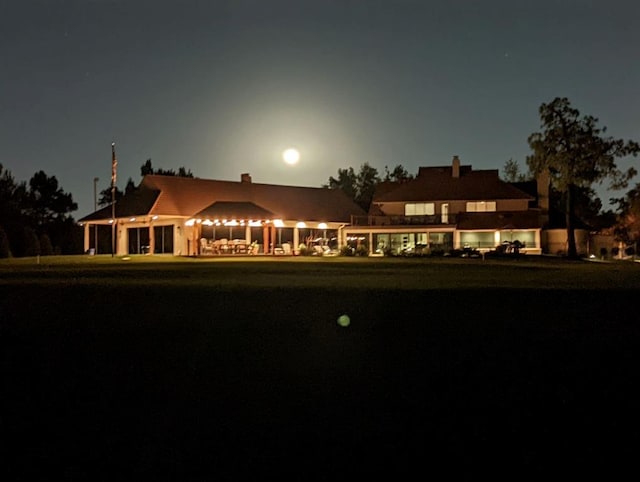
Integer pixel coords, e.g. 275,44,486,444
79,157,557,257
79,173,366,256
342,156,549,255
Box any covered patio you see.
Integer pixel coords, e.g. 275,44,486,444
189,201,341,256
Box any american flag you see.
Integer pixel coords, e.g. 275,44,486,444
111,142,117,187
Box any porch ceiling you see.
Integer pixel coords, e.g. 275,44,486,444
194,201,276,220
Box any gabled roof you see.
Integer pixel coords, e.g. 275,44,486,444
374,165,533,203
194,201,274,220
80,174,366,223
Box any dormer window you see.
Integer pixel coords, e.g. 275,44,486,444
466,201,496,212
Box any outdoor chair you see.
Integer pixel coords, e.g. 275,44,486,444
200,238,213,255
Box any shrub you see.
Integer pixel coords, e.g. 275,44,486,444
340,246,354,256
355,244,369,256
0,225,10,258
39,233,54,256
22,227,40,257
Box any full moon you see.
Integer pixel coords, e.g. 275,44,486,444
283,148,300,165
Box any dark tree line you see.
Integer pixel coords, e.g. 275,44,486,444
0,158,196,257
500,158,616,234
98,159,194,207
323,163,413,211
0,164,80,257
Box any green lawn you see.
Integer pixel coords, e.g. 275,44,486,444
1,255,639,478
2,253,639,289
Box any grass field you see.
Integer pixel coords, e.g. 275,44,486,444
2,256,639,479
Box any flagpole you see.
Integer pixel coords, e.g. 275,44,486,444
111,142,117,257
93,176,99,254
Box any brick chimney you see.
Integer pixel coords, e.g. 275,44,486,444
241,173,252,183
536,169,550,212
452,156,460,178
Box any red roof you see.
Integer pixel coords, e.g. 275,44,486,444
374,165,533,203
81,175,366,222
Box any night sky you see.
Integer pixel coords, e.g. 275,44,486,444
2,0,639,217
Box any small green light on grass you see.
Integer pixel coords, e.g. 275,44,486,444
337,314,350,327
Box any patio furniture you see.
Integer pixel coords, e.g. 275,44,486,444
200,238,214,255
282,243,292,255
233,239,248,254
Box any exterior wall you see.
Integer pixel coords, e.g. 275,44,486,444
110,217,186,255
495,199,530,211
542,229,589,256
589,233,615,258
116,222,126,255
375,202,406,216
376,201,459,215
377,198,530,216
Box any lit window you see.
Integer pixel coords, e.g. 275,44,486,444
404,203,434,216
466,201,496,212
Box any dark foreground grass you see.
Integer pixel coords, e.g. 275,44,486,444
1,258,640,479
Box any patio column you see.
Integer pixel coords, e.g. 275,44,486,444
271,225,276,254
116,222,125,255
293,228,299,254
83,223,90,253
245,225,251,244
263,225,269,254
369,232,373,255
149,221,155,255
193,226,198,256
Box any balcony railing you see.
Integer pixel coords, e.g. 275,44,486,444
350,214,457,227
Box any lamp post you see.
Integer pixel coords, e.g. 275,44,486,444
111,143,117,257
93,177,99,254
